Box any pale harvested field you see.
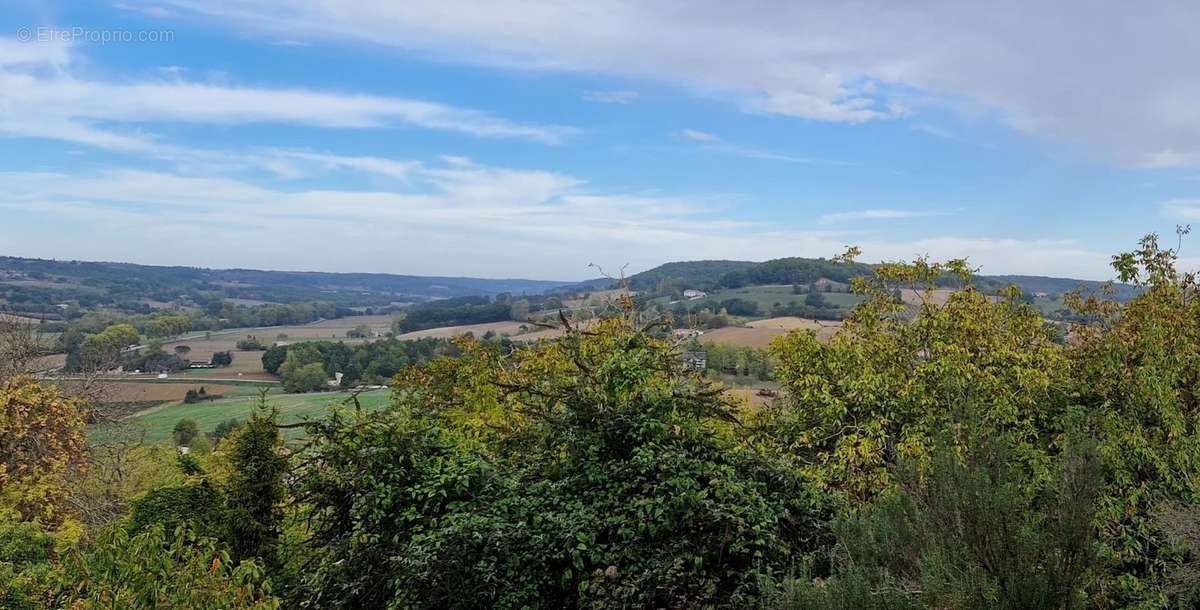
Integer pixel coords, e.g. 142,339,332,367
394,320,529,340
898,288,957,306
702,317,841,348
563,288,633,308
0,313,43,324
96,382,241,403
897,288,1001,307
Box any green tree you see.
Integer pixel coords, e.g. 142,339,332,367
49,525,279,609
292,316,827,609
0,377,87,524
172,418,198,447
281,361,327,393
509,298,531,321
223,393,286,569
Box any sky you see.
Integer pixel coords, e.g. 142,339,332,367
2,1,1200,281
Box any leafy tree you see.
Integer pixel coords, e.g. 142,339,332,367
804,290,826,308
237,336,267,351
281,361,327,393
345,324,372,338
47,525,279,609
510,298,531,320
145,314,190,338
293,316,828,609
172,418,199,447
211,418,242,443
0,377,87,524
768,253,1066,503
223,394,286,568
211,350,233,366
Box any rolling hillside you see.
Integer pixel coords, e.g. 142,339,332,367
624,257,1138,300
0,255,581,316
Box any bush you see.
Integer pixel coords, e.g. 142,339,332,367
172,418,198,446
281,362,327,393
236,336,266,351
292,317,829,609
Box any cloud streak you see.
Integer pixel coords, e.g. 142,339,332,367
0,37,577,152
153,0,1200,167
819,208,954,224
0,153,1113,280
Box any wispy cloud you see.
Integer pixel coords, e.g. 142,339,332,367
0,151,1112,279
909,123,961,141
583,90,638,104
819,208,955,224
1162,199,1200,219
679,128,851,165
0,38,578,151
153,0,1200,167
680,128,719,142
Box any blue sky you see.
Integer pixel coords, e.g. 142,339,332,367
2,1,1199,280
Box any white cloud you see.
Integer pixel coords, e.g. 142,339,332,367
680,129,719,142
154,0,1200,167
582,90,638,104
679,129,848,165
0,38,577,151
0,154,1114,279
819,208,954,224
1162,199,1200,220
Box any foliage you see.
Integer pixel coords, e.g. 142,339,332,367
262,336,450,386
127,479,227,542
700,342,773,380
223,395,287,567
124,342,189,373
292,316,828,609
212,418,243,443
145,314,190,338
0,376,87,524
172,418,199,446
767,253,1067,504
829,434,1098,609
281,361,328,393
46,525,280,609
237,336,268,351
393,295,513,333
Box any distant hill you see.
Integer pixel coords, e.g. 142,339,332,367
625,257,1137,300
0,256,577,316
982,275,1140,300
625,260,759,291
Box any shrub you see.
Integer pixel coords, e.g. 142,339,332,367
292,316,829,609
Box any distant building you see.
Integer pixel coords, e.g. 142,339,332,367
683,289,707,300
674,328,703,340
188,358,215,369
681,351,707,372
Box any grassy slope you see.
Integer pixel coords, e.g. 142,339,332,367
653,285,863,315
101,389,391,443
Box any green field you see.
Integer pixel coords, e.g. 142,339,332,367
654,284,863,316
99,389,392,444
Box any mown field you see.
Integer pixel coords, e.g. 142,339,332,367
100,388,392,444
650,284,863,314
701,316,842,348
